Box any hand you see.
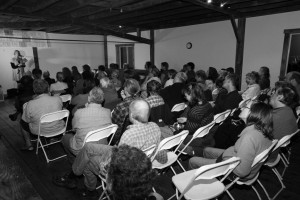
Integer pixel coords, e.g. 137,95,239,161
177,117,187,123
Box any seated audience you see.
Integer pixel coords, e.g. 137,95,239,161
43,71,55,86
207,67,219,83
62,67,74,94
71,66,82,83
258,66,270,91
50,72,68,96
189,102,273,181
110,69,122,90
226,67,234,74
241,71,261,100
213,74,242,114
145,80,165,108
285,71,300,103
160,62,169,86
164,69,177,88
195,70,213,101
212,76,228,101
20,79,65,150
141,66,161,94
100,77,120,110
61,87,111,164
218,68,228,79
73,70,94,95
32,68,42,80
160,72,187,109
205,77,217,101
186,62,196,82
111,79,141,142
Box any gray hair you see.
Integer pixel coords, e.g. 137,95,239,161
100,77,112,88
88,87,104,104
174,72,187,83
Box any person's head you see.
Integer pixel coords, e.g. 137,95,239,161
124,69,139,82
100,77,113,89
88,87,104,104
56,72,64,82
62,67,72,78
161,62,169,71
82,64,91,72
259,66,270,79
14,50,21,57
195,70,207,84
72,66,79,73
218,69,228,78
129,99,150,123
182,82,206,106
223,74,239,90
107,144,155,200
123,79,140,97
33,79,49,95
246,102,273,140
111,69,119,79
215,77,225,89
285,71,300,87
144,61,152,71
149,66,159,78
167,69,177,79
207,67,219,82
205,77,215,91
97,70,107,80
82,79,95,94
147,80,162,95
98,65,106,72
82,70,94,81
270,86,296,108
226,67,234,74
43,71,50,79
181,64,188,73
174,72,187,83
32,68,42,80
187,62,195,71
246,71,260,85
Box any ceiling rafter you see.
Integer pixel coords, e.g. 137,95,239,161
27,0,61,13
0,0,20,10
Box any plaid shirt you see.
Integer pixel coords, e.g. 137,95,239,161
145,94,165,108
119,122,167,164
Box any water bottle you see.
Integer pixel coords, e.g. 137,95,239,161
0,85,4,102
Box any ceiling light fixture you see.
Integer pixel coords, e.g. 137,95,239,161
220,2,227,7
207,0,212,3
119,25,122,28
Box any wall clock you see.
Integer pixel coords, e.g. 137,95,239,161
186,42,192,49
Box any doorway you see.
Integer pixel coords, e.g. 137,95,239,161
116,44,134,69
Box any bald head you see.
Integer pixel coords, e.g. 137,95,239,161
129,99,150,123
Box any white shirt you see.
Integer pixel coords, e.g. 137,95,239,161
164,79,174,88
242,83,260,100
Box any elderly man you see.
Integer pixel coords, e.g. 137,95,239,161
61,87,111,164
53,99,166,198
50,72,68,96
20,79,65,151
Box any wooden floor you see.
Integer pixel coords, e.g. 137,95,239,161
1,99,300,200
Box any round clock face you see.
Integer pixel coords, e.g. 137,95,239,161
186,42,192,49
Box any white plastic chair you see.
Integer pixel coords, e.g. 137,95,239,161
225,140,278,200
151,130,189,175
171,157,241,200
143,144,157,157
59,94,72,103
82,124,118,147
214,109,231,124
171,103,187,112
238,98,251,108
36,110,70,163
177,121,216,171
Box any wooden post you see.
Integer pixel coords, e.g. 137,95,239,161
234,18,246,89
32,47,39,69
103,35,108,68
150,30,155,65
279,33,291,80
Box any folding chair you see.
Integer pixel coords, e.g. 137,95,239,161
151,130,189,175
143,144,157,157
36,110,70,163
82,124,118,147
238,98,251,108
177,121,216,171
214,109,231,124
170,157,241,200
59,94,72,103
225,140,278,200
258,130,298,200
171,103,187,112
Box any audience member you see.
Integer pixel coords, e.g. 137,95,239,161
50,72,68,96
241,71,261,100
61,87,111,164
141,66,161,94
160,72,187,109
186,62,196,82
213,74,242,114
32,68,42,80
20,79,65,150
43,71,55,86
285,71,300,102
218,68,228,79
160,62,169,86
73,70,94,95
100,77,120,110
71,66,82,83
164,69,177,88
110,69,122,90
207,67,219,83
190,102,273,181
226,67,234,74
258,66,270,91
62,67,74,94
195,70,213,101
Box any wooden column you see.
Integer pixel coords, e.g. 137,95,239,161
150,30,155,64
32,47,40,69
234,18,246,89
103,35,108,68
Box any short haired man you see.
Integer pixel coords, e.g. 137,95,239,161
32,68,42,80
213,74,243,114
61,87,112,164
50,72,68,96
20,79,65,150
43,71,55,86
54,100,166,197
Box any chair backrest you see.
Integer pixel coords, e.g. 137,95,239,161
273,129,299,150
179,157,241,199
83,124,118,146
60,94,72,103
252,139,278,167
192,121,216,140
40,110,69,124
238,98,251,108
214,109,231,124
151,130,188,161
230,108,237,116
143,144,156,157
171,103,187,112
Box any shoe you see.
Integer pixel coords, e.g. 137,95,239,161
82,188,98,200
52,172,77,189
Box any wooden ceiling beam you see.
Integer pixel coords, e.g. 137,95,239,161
27,0,61,13
183,0,243,17
0,21,69,29
54,4,87,16
0,0,20,10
